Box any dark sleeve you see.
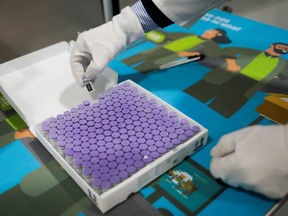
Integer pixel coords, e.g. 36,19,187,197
141,0,174,28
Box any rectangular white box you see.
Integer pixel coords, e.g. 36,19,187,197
0,42,208,213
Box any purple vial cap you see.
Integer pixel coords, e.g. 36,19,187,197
124,152,133,159
90,150,98,157
150,151,160,159
176,128,185,135
57,140,66,148
92,178,102,188
185,130,194,137
82,161,92,168
57,135,66,142
133,154,142,161
125,159,134,166
162,137,171,143
71,140,80,148
73,152,82,159
121,140,130,146
172,138,181,145
73,134,81,140
99,152,107,160
89,144,97,151
115,150,124,157
123,146,131,153
108,161,117,169
180,118,188,125
137,137,146,144
65,143,73,150
83,100,90,106
157,147,167,155
109,168,118,176
49,117,57,123
81,148,90,155
92,164,100,172
82,168,92,177
131,148,140,155
50,132,57,139
65,127,73,132
117,164,127,171
111,175,121,184
50,128,58,134
148,145,157,152
74,158,82,166
169,133,178,139
66,137,74,144
119,171,128,180
57,124,65,130
101,173,110,181
91,157,100,164
164,142,173,149
179,134,188,141
134,161,144,169
192,126,200,132
82,154,91,161
65,149,74,156
116,157,125,164
143,155,153,163
127,166,137,175
100,166,109,174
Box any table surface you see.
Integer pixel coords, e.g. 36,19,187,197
1,9,288,216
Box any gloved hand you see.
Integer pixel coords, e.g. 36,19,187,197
210,124,288,199
70,7,144,87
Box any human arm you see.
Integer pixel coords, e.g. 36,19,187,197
210,124,288,199
70,0,230,86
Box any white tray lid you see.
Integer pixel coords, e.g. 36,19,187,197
0,41,117,134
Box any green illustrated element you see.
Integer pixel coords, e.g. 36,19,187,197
184,43,288,118
146,30,166,43
0,119,16,146
0,160,93,216
0,93,12,112
5,113,27,131
122,29,231,74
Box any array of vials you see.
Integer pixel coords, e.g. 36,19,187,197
41,82,201,194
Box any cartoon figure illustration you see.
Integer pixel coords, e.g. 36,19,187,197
122,28,231,73
184,42,288,117
168,169,197,197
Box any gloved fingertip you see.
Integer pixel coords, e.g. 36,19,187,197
210,146,219,157
209,158,220,178
75,77,85,87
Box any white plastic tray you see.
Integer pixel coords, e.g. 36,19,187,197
0,42,208,213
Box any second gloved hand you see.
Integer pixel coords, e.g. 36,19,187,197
210,124,288,199
70,7,144,87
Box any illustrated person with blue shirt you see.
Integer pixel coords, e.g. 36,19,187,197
70,0,288,199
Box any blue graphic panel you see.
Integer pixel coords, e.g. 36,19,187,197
0,140,41,194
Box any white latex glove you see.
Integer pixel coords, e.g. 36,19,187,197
70,7,144,87
210,124,288,199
